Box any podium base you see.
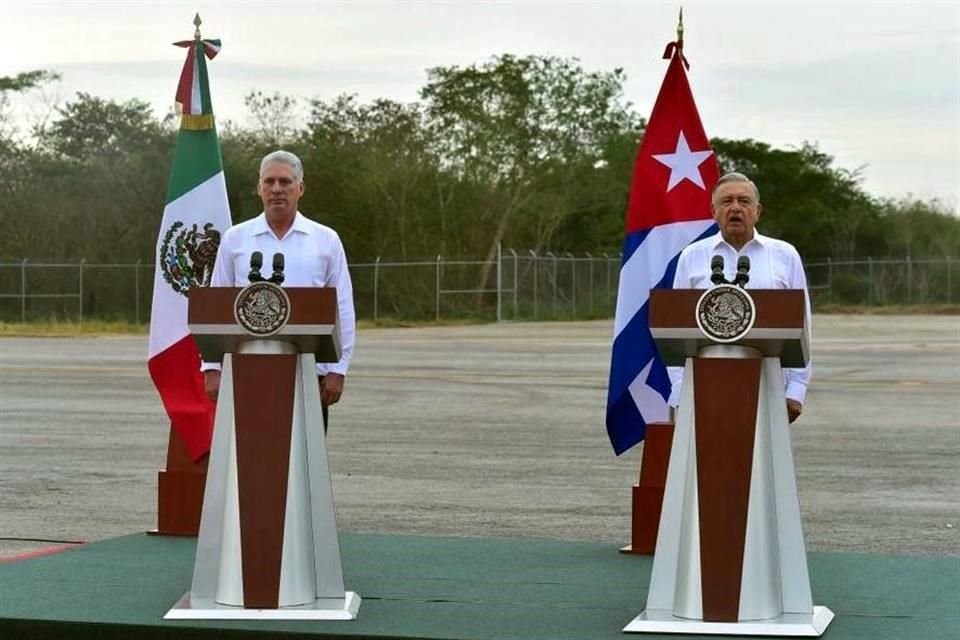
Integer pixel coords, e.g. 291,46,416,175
623,606,834,636
164,591,361,620
150,469,206,536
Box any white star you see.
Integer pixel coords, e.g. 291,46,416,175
651,131,713,191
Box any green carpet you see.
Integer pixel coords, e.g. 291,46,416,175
0,532,956,639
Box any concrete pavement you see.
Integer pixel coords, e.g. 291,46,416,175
0,315,957,557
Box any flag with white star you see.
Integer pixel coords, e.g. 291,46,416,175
605,41,719,455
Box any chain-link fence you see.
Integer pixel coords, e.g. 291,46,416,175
0,253,956,324
805,257,956,307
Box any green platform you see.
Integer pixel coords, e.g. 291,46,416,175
0,533,956,639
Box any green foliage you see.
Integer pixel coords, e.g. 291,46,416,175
303,95,444,259
0,70,60,93
878,197,960,258
38,93,169,160
242,90,300,145
420,55,642,259
0,69,60,144
0,58,957,322
711,139,871,260
711,138,960,261
0,92,174,262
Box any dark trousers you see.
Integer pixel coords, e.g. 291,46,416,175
319,375,329,433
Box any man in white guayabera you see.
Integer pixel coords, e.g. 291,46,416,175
202,150,355,431
669,172,812,423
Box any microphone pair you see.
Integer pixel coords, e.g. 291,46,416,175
710,255,750,287
248,251,285,284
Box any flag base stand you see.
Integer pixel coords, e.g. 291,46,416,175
624,606,834,636
164,592,361,620
620,423,673,555
149,428,207,537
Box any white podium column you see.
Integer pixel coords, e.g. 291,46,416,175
165,340,360,620
625,346,832,636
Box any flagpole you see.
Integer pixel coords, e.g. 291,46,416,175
174,14,217,131
150,13,234,537
662,8,688,67
611,9,719,567
676,8,684,49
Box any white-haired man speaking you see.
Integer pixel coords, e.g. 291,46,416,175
669,172,812,423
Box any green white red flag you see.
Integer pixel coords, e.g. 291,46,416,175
147,33,231,461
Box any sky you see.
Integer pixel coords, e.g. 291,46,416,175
0,0,958,212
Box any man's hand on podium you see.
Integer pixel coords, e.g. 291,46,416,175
204,370,221,402
786,399,803,424
320,373,344,407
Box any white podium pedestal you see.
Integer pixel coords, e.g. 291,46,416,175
165,340,360,620
624,307,832,637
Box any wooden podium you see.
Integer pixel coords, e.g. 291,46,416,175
624,289,833,636
165,286,360,620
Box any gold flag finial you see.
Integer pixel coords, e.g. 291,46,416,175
193,13,202,40
677,7,684,45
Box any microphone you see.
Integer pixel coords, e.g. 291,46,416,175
734,255,751,287
269,252,285,285
248,251,263,282
710,255,726,285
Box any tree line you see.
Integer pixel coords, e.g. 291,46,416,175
1,55,957,271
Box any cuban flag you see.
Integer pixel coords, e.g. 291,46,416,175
605,41,719,455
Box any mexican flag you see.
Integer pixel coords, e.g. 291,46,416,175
147,34,231,461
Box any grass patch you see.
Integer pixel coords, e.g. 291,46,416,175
2,305,957,336
815,304,960,315
0,320,149,337
0,317,487,336
363,316,491,328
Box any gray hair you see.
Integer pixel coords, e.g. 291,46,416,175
259,150,304,182
712,172,760,205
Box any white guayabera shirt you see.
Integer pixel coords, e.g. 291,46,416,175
668,230,812,407
203,211,356,376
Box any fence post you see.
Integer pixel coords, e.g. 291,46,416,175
78,259,85,329
135,259,141,324
20,258,27,322
566,252,576,316
827,257,833,305
947,256,952,304
496,242,503,322
906,253,912,304
547,252,557,318
508,248,518,319
373,256,381,323
867,256,873,306
614,252,622,309
530,250,538,320
603,253,610,305
585,252,594,314
435,254,442,322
